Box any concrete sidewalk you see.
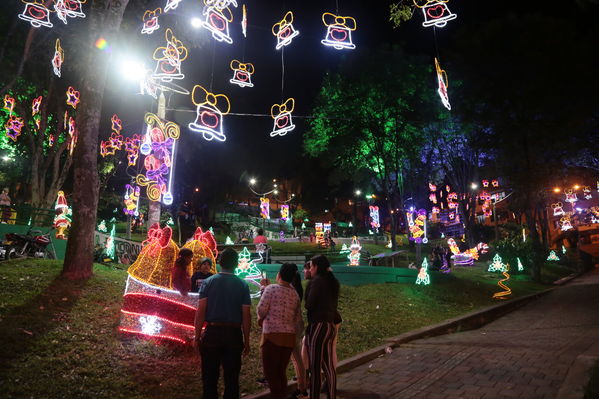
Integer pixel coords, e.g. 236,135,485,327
337,268,599,399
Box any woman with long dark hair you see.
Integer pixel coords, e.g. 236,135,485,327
304,255,340,399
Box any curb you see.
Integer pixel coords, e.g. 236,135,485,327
556,340,599,399
243,288,554,399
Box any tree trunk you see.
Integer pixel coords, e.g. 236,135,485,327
63,0,130,280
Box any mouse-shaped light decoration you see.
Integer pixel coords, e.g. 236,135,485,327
321,12,356,50
18,0,53,28
141,8,162,35
188,85,231,142
413,0,456,28
270,98,296,137
229,60,254,88
272,11,300,50
152,28,188,82
552,202,565,217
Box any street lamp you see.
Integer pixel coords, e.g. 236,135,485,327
191,17,203,28
249,178,257,186
470,183,478,190
355,189,361,196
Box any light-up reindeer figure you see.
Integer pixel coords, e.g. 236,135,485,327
272,11,300,50
321,12,356,50
229,60,255,88
152,29,188,82
188,85,231,142
270,98,296,137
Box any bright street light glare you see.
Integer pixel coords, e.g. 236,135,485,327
274,190,279,195
249,178,256,185
355,190,361,196
470,183,478,190
191,17,203,28
121,60,146,81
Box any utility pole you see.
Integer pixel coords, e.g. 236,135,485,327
147,92,165,227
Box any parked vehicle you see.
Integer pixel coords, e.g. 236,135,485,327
3,228,56,260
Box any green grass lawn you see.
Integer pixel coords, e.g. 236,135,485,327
0,258,575,398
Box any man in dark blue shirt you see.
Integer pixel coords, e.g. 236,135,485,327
195,248,251,399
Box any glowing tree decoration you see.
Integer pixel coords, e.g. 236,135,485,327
200,0,235,44
97,219,107,232
583,186,592,200
51,39,64,77
347,236,362,266
260,197,270,219
492,263,511,300
182,227,218,275
488,254,507,273
517,257,524,272
339,243,350,255
560,216,573,231
369,205,380,231
5,116,24,142
241,4,247,37
164,0,183,12
225,236,234,245
125,135,141,166
18,0,53,28
547,250,560,261
152,29,188,82
415,258,431,285
272,11,300,50
321,12,356,50
123,184,140,216
564,189,578,203
54,0,86,24
235,247,263,298
136,112,180,206
188,85,231,142
141,8,162,35
280,204,290,221
54,191,72,239
106,224,116,260
3,95,15,115
229,60,254,88
434,58,451,110
270,98,296,137
413,0,457,28
120,224,199,344
552,202,565,216
66,86,80,109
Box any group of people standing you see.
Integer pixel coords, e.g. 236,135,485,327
179,247,340,399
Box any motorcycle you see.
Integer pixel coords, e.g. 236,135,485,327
3,228,56,260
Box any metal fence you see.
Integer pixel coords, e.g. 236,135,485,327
0,205,55,227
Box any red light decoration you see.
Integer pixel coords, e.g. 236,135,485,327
229,60,254,88
321,12,356,50
152,29,188,82
272,11,300,49
3,95,15,115
5,115,24,141
18,1,53,28
31,96,42,116
270,98,296,137
125,134,141,166
141,8,162,35
434,58,451,110
54,0,86,24
199,0,236,44
189,85,231,142
66,86,80,109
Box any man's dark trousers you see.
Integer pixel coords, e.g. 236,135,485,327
200,325,244,399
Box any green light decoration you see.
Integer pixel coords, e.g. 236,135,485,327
488,254,507,272
493,263,512,300
339,243,350,254
562,245,567,254
209,227,214,235
547,250,560,261
106,224,116,260
235,247,263,298
301,222,306,229
517,257,524,272
166,217,175,226
97,219,107,233
225,236,234,245
415,258,430,285
110,217,117,223
348,222,353,228
27,217,31,226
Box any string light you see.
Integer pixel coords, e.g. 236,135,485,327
488,254,507,272
52,39,64,77
434,58,451,110
141,8,162,35
260,197,270,219
272,11,300,50
415,258,431,285
152,28,188,82
229,60,254,88
137,113,180,205
413,0,457,28
66,86,80,109
280,204,289,221
200,1,235,44
54,0,86,24
492,263,511,300
189,85,231,142
54,191,72,239
369,205,380,230
270,98,295,137
18,1,53,28
347,236,361,266
5,115,24,141
3,95,15,115
164,0,183,12
241,4,247,37
552,202,565,216
321,12,356,50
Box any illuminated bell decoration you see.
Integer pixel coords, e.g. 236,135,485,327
415,258,431,285
52,39,64,77
189,85,231,142
552,202,565,217
182,227,218,275
18,1,53,28
560,216,573,231
414,0,457,28
270,98,295,137
347,236,361,266
321,12,356,50
272,11,300,50
260,197,270,219
123,184,140,216
369,205,380,230
152,29,188,82
120,224,199,344
200,3,234,44
164,0,183,12
141,8,162,35
564,189,577,203
583,186,592,200
492,263,511,300
434,58,451,110
66,86,80,109
54,0,86,24
229,60,254,88
241,4,247,37
280,204,289,221
5,115,24,141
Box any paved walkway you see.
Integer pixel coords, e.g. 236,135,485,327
337,268,599,399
